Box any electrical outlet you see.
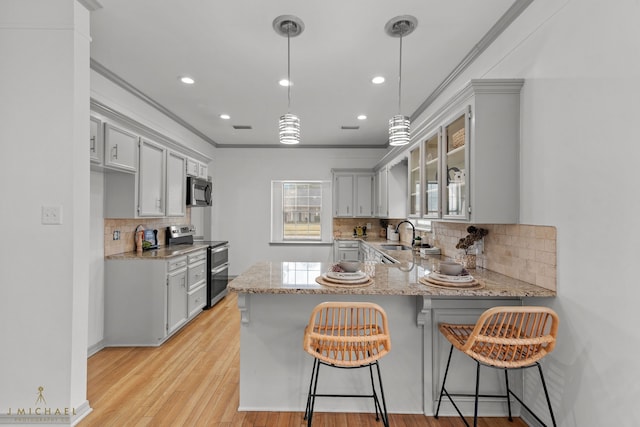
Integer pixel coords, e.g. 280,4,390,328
113,230,120,240
41,206,62,225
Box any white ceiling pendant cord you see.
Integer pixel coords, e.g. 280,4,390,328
274,15,304,145
386,15,417,147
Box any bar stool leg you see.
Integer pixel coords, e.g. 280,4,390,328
473,361,481,427
374,361,390,427
368,363,382,421
306,360,322,427
537,363,557,427
304,358,319,421
504,369,513,421
435,344,454,418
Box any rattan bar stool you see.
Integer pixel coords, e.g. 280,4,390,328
435,306,559,427
302,302,391,427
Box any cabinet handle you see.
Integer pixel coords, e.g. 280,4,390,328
112,143,119,160
90,136,96,152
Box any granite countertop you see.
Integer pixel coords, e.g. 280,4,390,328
105,243,209,260
227,260,556,298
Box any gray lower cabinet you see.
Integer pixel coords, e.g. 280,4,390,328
334,240,361,262
105,255,196,347
167,259,188,336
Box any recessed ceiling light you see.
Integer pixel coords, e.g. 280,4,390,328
357,115,367,120
219,114,231,120
371,76,385,84
179,76,195,85
279,79,292,87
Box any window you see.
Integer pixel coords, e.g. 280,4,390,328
271,180,332,244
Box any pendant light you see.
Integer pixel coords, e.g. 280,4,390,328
385,16,417,146
273,15,304,145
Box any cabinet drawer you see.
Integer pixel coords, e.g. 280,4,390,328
188,261,206,289
188,250,207,264
188,284,206,318
168,256,187,272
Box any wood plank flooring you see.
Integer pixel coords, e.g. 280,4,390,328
82,293,528,426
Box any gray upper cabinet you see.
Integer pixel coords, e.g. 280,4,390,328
410,79,524,223
166,151,186,217
138,138,166,217
104,122,138,173
89,115,103,165
376,162,407,219
333,169,374,218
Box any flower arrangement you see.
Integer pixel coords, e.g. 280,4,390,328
456,226,488,254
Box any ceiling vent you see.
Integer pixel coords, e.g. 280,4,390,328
341,126,360,130
232,125,253,130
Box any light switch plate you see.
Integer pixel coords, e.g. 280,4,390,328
42,206,62,225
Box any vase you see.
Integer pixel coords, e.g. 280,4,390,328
463,254,476,269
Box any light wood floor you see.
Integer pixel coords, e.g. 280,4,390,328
82,293,528,427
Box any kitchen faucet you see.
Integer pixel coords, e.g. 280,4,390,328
395,220,415,246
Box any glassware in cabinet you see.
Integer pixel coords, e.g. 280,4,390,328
443,110,469,219
408,145,421,217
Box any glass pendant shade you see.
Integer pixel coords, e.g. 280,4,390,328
388,114,410,146
279,113,300,145
274,15,304,145
385,16,417,147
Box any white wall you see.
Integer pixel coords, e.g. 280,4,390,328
411,0,640,425
213,147,387,275
0,0,91,421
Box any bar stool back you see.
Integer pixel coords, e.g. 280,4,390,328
302,301,391,427
435,306,559,427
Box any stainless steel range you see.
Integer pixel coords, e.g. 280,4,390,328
167,225,229,309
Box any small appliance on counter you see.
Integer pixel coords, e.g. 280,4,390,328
166,224,229,309
135,224,159,252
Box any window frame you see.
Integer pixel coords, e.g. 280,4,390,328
270,180,333,244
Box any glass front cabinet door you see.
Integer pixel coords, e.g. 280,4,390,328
408,145,421,217
423,132,440,218
442,108,470,220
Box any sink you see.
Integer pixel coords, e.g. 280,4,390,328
380,244,413,251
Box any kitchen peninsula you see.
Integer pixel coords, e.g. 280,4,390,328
228,255,554,417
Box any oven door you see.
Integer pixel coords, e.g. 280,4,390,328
210,244,229,265
209,262,229,307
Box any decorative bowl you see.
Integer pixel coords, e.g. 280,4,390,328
439,261,463,276
338,260,361,272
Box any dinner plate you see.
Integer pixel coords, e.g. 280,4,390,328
419,276,483,290
326,271,366,281
428,272,475,283
322,273,370,284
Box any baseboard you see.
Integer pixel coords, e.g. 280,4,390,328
87,340,105,357
0,400,92,426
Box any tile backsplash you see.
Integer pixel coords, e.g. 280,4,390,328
432,222,557,291
332,219,556,291
104,210,191,256
332,218,405,239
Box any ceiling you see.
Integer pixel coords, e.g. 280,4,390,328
89,0,527,148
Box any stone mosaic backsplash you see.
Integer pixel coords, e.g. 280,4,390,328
431,222,557,291
332,218,406,239
104,210,191,256
332,219,557,292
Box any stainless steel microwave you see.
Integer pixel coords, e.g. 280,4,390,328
186,177,212,206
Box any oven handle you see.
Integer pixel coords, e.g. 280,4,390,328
211,262,229,274
210,244,229,254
